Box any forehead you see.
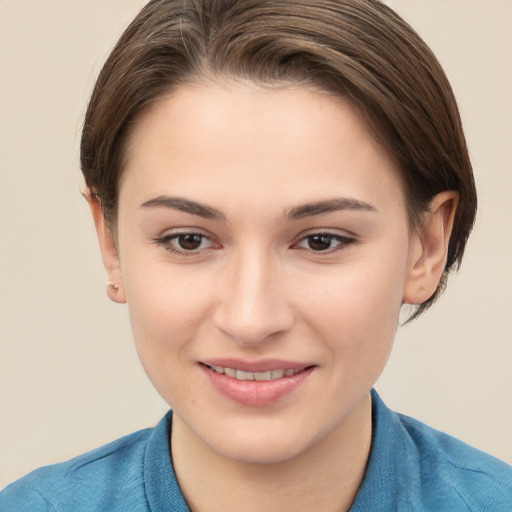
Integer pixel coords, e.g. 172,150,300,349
121,81,406,217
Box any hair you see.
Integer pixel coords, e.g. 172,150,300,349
80,0,477,319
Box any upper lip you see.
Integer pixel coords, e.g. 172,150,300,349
200,358,314,373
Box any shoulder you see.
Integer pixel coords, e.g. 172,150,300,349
397,410,512,510
356,390,512,511
0,426,155,512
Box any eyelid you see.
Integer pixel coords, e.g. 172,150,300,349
292,230,358,253
157,227,210,238
294,227,357,241
152,228,220,255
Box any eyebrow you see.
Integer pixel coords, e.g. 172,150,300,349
139,195,376,222
140,196,226,220
287,198,377,220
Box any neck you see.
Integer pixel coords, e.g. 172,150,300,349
170,394,372,512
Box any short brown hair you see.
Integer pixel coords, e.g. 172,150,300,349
81,0,477,318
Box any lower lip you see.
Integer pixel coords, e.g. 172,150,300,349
200,365,315,407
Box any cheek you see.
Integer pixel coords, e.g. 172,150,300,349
292,250,408,357
121,259,213,388
122,245,210,333
298,263,404,321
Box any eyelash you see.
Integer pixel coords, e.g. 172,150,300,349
294,232,356,253
152,231,356,256
152,231,216,256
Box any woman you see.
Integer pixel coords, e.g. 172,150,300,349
2,0,511,510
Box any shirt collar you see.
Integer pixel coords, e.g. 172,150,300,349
143,410,190,512
143,390,415,511
350,389,416,511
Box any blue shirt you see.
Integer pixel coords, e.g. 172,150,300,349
2,390,511,511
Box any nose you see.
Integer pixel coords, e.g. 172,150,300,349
212,248,294,346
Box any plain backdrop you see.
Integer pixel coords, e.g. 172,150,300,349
1,0,511,488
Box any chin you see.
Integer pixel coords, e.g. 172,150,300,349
197,414,325,466
213,435,308,465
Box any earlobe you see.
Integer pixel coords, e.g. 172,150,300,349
85,190,127,304
403,191,458,305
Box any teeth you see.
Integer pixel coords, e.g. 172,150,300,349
271,369,284,379
209,365,302,381
254,370,272,381
235,370,254,381
224,367,236,378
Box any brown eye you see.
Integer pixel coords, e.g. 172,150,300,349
307,235,334,251
177,234,203,250
295,233,356,253
154,231,216,255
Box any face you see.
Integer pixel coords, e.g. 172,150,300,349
110,82,424,464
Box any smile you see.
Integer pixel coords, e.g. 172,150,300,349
200,362,315,407
206,365,303,381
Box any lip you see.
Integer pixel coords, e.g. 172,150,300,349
199,359,316,407
201,358,310,373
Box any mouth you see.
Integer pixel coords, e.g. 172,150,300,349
203,364,305,381
199,361,316,407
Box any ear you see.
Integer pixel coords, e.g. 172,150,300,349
403,191,458,305
85,190,127,304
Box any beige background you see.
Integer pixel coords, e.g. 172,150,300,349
0,0,511,488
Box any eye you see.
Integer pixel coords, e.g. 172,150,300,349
153,231,217,255
295,233,355,253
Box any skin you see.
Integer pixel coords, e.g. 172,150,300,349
90,81,457,512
